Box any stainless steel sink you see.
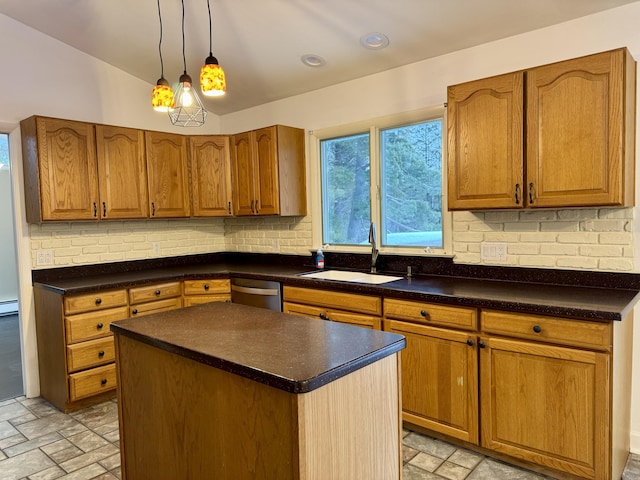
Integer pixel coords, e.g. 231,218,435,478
299,270,402,284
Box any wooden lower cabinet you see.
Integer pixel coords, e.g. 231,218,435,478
129,281,182,317
480,336,609,479
183,278,231,306
386,299,632,480
34,287,128,412
384,320,478,443
283,286,382,329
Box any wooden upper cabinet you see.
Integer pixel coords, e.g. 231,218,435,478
21,116,99,222
447,72,524,210
95,125,148,219
189,135,233,217
447,48,636,210
145,131,191,218
231,125,306,216
527,48,636,208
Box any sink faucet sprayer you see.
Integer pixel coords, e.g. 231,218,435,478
369,222,379,273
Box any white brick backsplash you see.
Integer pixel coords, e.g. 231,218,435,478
579,245,624,257
599,258,635,271
539,244,579,256
451,207,634,272
519,210,557,222
28,207,634,273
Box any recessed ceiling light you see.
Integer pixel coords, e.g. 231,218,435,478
301,54,326,67
360,32,389,50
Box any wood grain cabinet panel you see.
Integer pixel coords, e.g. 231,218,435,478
189,135,233,217
480,336,609,480
145,131,191,218
448,48,635,210
384,319,478,443
283,286,382,329
183,279,231,306
231,125,306,216
95,125,149,219
20,116,99,222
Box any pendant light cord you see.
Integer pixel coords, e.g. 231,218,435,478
156,0,165,78
207,0,213,56
181,0,187,74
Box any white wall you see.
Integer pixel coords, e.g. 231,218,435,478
3,2,640,453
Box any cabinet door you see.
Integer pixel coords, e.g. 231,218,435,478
253,126,279,215
96,125,148,219
527,48,635,207
447,72,524,210
231,131,256,216
384,320,478,443
480,336,609,479
34,117,99,221
189,135,233,217
145,131,190,218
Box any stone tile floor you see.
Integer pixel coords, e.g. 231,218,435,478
1,395,639,479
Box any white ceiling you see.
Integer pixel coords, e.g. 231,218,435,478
0,0,637,115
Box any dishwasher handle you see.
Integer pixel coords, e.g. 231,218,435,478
231,284,280,296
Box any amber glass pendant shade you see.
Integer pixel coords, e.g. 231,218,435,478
151,77,175,112
200,55,226,97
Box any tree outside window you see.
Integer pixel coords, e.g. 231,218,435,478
0,134,8,170
319,117,444,249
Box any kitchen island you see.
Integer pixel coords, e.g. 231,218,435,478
110,301,406,480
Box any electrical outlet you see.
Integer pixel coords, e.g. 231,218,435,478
480,242,507,262
152,242,160,255
36,250,54,266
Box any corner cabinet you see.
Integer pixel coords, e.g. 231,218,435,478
188,135,233,217
447,47,636,210
145,131,191,218
231,125,307,216
21,116,99,222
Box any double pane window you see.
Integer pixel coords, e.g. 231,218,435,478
318,114,445,251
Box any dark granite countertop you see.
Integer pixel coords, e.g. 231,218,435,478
32,259,640,323
110,301,406,393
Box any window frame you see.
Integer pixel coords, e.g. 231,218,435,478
309,106,452,256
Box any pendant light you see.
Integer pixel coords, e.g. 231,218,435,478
151,0,174,112
169,0,207,127
200,0,226,97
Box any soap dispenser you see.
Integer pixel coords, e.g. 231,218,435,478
315,248,325,269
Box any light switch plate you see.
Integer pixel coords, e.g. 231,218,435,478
36,249,53,266
481,242,507,262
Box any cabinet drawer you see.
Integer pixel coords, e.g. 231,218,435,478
129,281,181,305
481,310,611,351
67,337,115,373
183,295,230,307
283,286,381,315
384,298,477,330
183,279,230,296
64,289,128,315
65,306,128,344
130,297,183,317
69,364,116,401
283,301,381,329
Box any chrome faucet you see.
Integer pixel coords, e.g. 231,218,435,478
369,222,379,273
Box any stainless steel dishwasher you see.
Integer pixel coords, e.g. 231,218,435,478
230,278,282,311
